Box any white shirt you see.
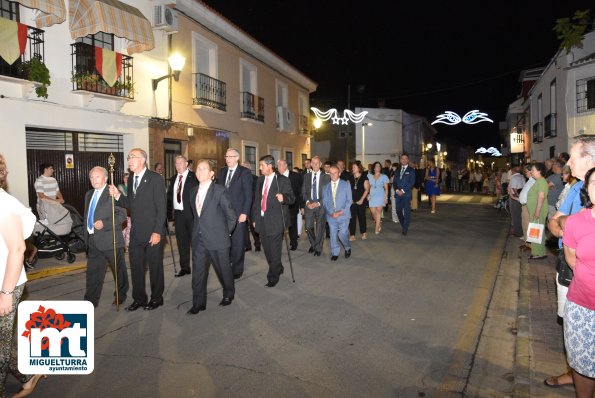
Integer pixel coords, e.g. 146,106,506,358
173,169,190,211
281,170,289,177
225,167,236,186
508,173,525,201
196,180,211,216
87,184,107,234
519,177,535,205
132,167,147,194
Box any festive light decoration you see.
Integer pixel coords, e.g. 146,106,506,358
432,110,493,126
475,147,502,156
311,107,368,125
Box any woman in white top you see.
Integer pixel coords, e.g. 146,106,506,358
0,154,45,397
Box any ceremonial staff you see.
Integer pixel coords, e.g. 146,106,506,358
108,153,120,311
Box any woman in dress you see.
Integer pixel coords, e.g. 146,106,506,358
561,166,595,396
349,163,370,241
367,161,389,234
0,154,45,398
526,162,549,260
425,159,441,214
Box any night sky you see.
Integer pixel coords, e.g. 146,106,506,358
201,1,592,148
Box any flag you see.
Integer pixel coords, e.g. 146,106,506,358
95,46,122,87
0,17,28,65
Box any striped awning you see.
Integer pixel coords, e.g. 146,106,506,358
15,0,66,28
69,0,154,55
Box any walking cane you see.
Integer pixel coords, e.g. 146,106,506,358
275,174,295,283
108,154,120,311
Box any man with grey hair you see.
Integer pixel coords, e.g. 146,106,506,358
84,166,129,307
277,159,302,250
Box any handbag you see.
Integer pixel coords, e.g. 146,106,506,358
556,250,574,287
526,222,544,244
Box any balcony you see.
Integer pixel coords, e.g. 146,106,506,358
240,92,264,122
544,113,557,138
70,42,134,99
298,114,309,135
532,122,543,143
193,73,226,112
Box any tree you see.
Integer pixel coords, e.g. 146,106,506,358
553,9,591,53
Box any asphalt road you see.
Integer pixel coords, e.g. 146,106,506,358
8,198,511,397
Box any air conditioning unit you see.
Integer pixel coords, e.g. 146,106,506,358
153,5,179,33
276,106,296,133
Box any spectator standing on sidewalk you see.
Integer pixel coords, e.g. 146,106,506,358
518,165,535,250
546,159,565,219
507,166,525,237
526,163,549,260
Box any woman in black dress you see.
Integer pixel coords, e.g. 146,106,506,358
349,162,370,241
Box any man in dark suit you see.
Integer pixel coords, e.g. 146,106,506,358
393,153,416,236
109,148,167,311
187,159,237,315
84,166,129,308
276,159,302,250
252,155,295,287
167,155,198,277
241,161,261,252
337,160,351,181
218,148,253,279
301,156,330,256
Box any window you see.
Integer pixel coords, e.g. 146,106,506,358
269,146,281,165
76,32,114,50
0,0,18,20
242,141,258,173
577,77,595,113
546,80,557,138
192,33,217,78
240,59,256,94
285,151,293,170
276,80,288,108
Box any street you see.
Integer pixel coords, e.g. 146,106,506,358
9,196,513,397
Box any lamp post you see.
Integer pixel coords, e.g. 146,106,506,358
361,122,372,165
152,53,186,91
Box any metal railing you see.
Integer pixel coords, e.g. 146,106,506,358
532,122,543,143
0,25,45,79
193,73,226,112
298,114,309,134
240,92,264,122
70,42,134,99
544,113,557,138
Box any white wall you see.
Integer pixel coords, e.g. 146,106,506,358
354,107,403,165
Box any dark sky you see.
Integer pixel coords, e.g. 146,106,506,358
201,1,592,147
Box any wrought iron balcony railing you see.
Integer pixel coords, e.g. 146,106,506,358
298,115,309,134
544,113,557,138
0,25,45,80
193,73,226,112
70,42,134,99
532,122,543,143
240,92,264,122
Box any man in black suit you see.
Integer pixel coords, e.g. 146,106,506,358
337,160,351,181
303,158,312,174
302,156,330,256
252,155,295,287
84,166,129,308
187,159,237,315
277,159,302,250
241,161,260,252
218,148,253,279
167,155,198,277
109,148,167,311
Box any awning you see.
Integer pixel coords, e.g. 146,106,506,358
15,0,66,28
69,0,154,55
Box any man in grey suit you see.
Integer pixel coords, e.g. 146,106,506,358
187,160,237,315
301,156,330,256
322,166,352,261
84,166,129,307
252,155,295,287
109,148,167,311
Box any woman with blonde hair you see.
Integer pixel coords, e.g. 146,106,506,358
367,161,389,234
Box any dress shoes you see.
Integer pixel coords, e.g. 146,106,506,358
233,273,243,280
125,301,146,312
265,281,278,287
290,243,298,251
314,251,321,256
402,229,408,236
345,250,351,259
219,297,233,306
175,269,191,277
331,255,338,261
308,246,315,253
144,299,164,310
186,305,206,315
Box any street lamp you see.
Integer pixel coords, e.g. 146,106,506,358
361,122,372,165
152,53,186,91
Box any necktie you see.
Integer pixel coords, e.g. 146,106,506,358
87,190,99,231
196,189,203,216
176,175,183,204
261,177,270,213
332,181,337,209
312,172,318,201
133,175,139,193
400,167,406,179
225,169,233,188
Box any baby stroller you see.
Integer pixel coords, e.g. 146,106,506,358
493,193,509,213
31,199,86,264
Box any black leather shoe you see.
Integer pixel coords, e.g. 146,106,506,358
175,270,191,277
125,301,146,312
314,251,321,256
255,246,261,252
245,246,252,252
402,229,408,236
345,250,351,259
308,246,315,253
219,297,233,306
233,273,243,280
331,255,338,261
144,299,163,310
186,305,206,315
265,281,277,287
290,243,297,251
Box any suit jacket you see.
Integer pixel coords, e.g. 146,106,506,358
217,165,253,217
84,186,127,251
115,168,167,244
393,165,415,198
322,179,352,223
167,171,198,220
189,182,237,251
301,170,331,208
287,170,303,209
251,174,295,236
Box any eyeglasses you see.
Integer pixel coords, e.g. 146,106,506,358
127,155,143,160
225,155,238,158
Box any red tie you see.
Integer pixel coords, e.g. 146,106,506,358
176,175,183,204
261,177,270,213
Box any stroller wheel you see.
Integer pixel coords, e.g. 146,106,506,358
67,253,76,263
55,252,65,261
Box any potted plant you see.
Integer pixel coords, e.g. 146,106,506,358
71,72,99,91
114,76,134,98
18,56,51,99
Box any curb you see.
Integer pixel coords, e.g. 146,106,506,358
513,249,531,397
27,263,87,281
